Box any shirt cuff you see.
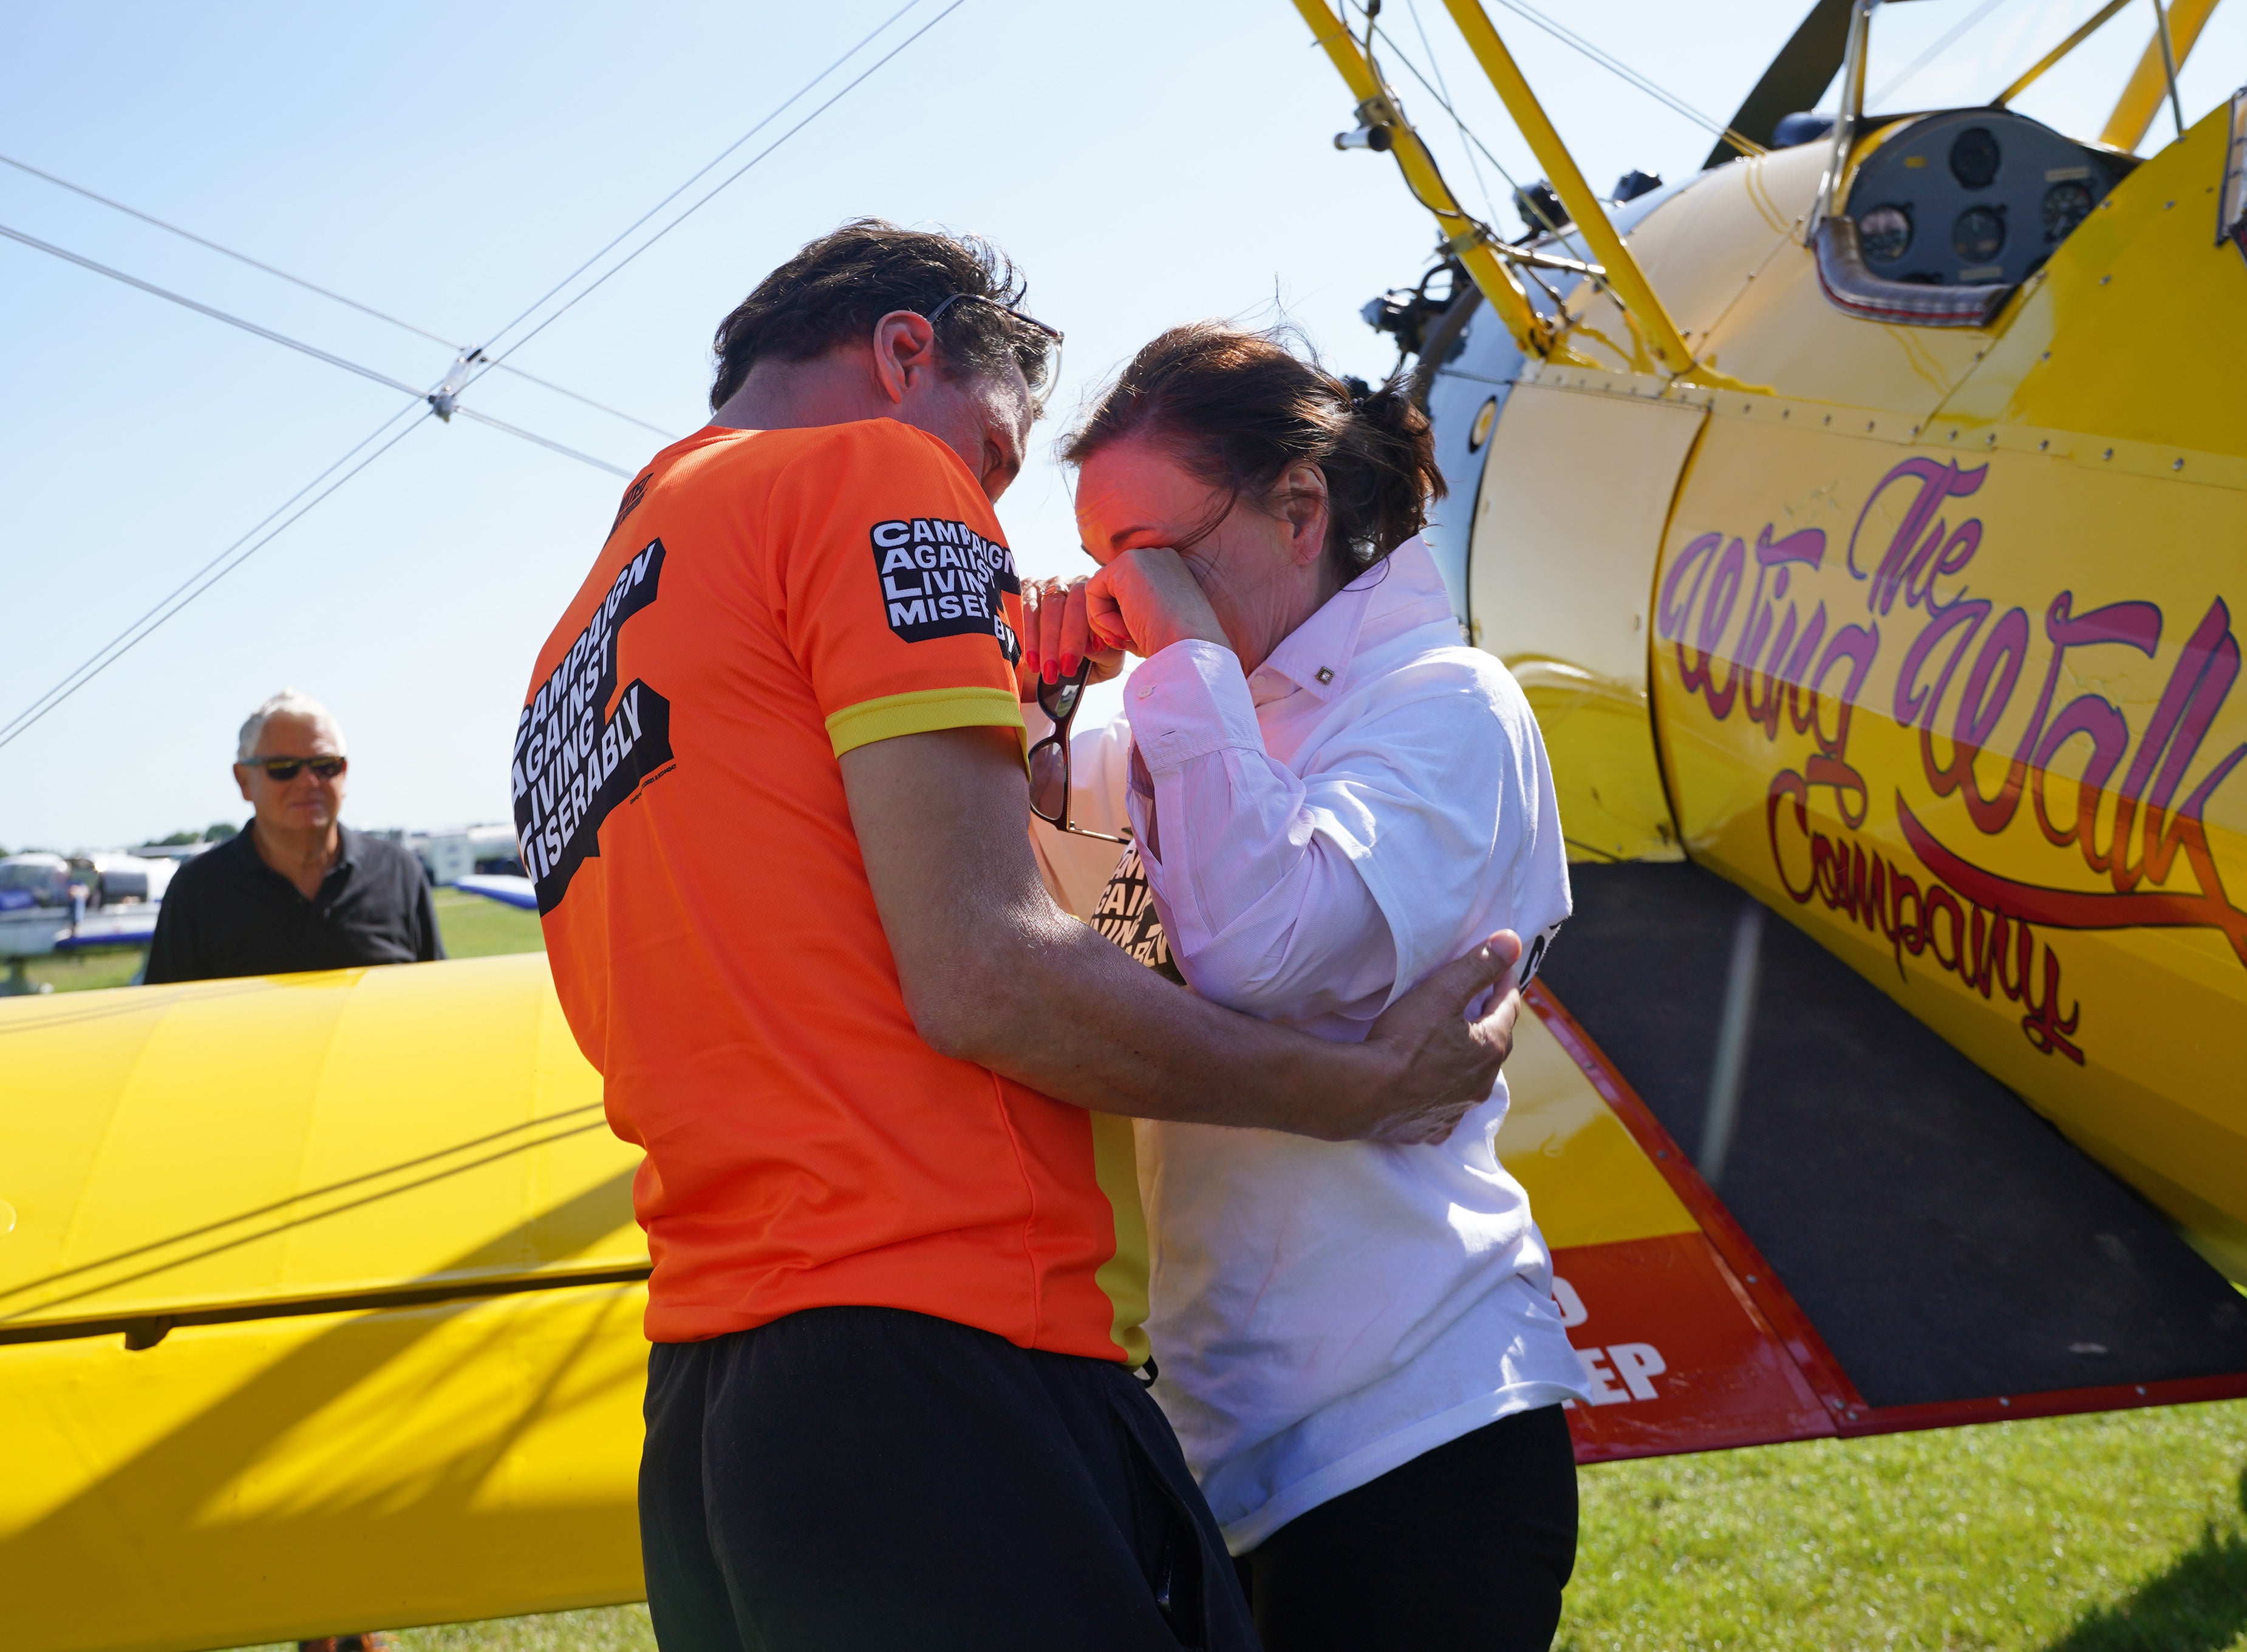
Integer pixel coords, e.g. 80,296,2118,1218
1126,640,1263,774
824,685,1026,758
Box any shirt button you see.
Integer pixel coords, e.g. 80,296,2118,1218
1136,682,1152,700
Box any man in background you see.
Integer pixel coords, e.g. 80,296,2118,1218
144,687,437,1652
145,688,442,984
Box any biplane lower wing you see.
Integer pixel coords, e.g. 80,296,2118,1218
5,879,2247,1651
1526,861,2247,1461
0,959,653,1652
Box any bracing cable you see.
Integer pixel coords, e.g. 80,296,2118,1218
0,219,633,478
0,220,431,399
1345,4,1564,240
450,406,631,477
464,0,967,383
0,150,677,437
1870,0,2015,108
1354,16,1595,314
465,0,929,364
1405,0,1504,229
0,401,432,752
0,2,964,753
1482,0,1767,158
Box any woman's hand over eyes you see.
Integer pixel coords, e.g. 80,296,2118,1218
1018,577,1125,695
1084,547,1230,662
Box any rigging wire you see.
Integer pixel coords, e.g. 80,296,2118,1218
1345,5,1566,245
0,151,457,348
0,219,632,478
1350,15,1594,315
451,406,631,478
0,219,430,399
464,0,968,384
0,149,678,438
1405,0,1503,230
466,0,929,364
0,1,963,754
0,401,432,752
1481,0,1767,158
1869,0,2016,108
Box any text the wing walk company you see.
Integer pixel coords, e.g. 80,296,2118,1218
1657,457,2247,1059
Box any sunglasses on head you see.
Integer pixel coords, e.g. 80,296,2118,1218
1028,661,1127,844
926,291,1064,394
242,755,347,783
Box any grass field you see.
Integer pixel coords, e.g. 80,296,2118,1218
206,1399,2247,1652
16,948,142,993
42,892,2245,1650
14,885,543,998
428,886,546,959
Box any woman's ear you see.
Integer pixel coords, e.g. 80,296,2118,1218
1277,462,1330,566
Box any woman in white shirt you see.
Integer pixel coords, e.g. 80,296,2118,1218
1021,324,1588,1652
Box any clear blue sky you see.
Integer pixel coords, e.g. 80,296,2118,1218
2,0,2234,849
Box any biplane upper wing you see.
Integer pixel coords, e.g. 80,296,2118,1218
1508,859,2247,1463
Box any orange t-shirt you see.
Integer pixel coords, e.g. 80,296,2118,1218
517,418,1148,1362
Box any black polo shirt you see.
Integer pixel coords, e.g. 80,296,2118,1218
144,823,445,984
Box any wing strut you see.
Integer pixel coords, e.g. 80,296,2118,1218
2102,0,2222,152
1991,0,2136,109
1292,0,1553,359
1438,0,1694,374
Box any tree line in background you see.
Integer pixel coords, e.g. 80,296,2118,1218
0,821,237,858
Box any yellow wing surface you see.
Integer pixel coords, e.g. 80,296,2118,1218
0,959,647,1652
3,956,1776,1651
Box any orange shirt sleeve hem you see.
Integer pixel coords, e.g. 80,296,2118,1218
825,685,1029,760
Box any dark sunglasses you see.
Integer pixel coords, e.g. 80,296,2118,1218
1028,661,1127,844
241,755,347,783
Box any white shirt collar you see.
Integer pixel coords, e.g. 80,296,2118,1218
1246,536,1454,707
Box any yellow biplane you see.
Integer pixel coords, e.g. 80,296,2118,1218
1305,0,2247,1464
4,3,2245,1647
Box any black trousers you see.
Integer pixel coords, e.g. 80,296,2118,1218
1234,1404,1580,1651
639,1305,1257,1652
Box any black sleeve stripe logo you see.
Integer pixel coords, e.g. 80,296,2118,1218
1091,841,1185,985
871,516,1021,664
1519,917,1563,987
513,537,675,915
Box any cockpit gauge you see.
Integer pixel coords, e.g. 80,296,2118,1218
2042,178,2095,242
1843,110,2132,289
1952,205,2006,264
1948,125,2002,190
1858,204,1912,263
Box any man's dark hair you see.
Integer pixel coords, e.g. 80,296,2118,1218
709,219,1055,412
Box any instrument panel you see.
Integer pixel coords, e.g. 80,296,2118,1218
1844,110,2133,288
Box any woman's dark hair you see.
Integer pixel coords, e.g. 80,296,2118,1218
709,218,1055,412
1061,323,1444,579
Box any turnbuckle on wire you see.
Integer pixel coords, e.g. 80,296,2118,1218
426,348,488,421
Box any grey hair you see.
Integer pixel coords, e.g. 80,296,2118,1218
236,688,345,763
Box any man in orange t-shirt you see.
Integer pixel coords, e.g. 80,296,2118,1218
519,219,1524,1651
